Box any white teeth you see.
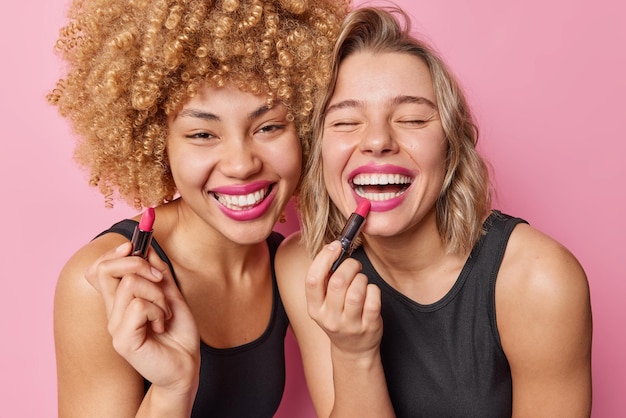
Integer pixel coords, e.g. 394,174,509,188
352,173,412,186
215,189,267,210
352,173,412,202
354,189,404,201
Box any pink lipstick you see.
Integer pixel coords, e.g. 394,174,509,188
330,200,371,272
130,207,155,259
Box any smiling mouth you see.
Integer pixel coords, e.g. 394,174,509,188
351,173,412,201
212,185,273,211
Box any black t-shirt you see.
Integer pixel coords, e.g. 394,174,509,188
352,211,526,417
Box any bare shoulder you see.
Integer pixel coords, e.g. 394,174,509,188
275,231,311,289
56,233,127,307
496,223,592,415
275,231,315,324
275,233,336,415
55,233,143,416
497,222,589,304
55,231,129,355
276,230,308,261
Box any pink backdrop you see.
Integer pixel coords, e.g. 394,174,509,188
2,0,624,416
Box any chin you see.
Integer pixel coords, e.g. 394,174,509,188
223,222,276,245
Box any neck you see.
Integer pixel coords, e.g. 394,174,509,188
361,209,466,291
154,199,270,283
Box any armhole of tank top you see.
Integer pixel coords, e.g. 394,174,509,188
267,231,287,327
488,215,528,349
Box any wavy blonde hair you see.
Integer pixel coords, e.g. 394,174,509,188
48,0,349,208
299,6,492,256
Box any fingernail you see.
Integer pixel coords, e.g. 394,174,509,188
327,241,339,251
115,242,128,252
151,267,163,280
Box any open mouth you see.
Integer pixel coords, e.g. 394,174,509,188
351,173,412,201
212,185,273,211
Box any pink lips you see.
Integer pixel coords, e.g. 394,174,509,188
211,180,272,195
349,163,414,212
211,180,276,221
348,163,413,178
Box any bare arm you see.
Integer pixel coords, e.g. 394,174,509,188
55,234,146,417
55,234,199,417
276,233,395,418
497,224,592,417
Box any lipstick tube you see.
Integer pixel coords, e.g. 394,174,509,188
130,207,155,259
330,200,371,272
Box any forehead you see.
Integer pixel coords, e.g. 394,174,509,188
169,82,286,123
184,83,270,107
331,51,435,105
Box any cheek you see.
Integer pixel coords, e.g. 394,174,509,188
168,148,216,189
409,134,448,171
423,139,449,190
283,153,302,184
321,134,351,172
321,143,338,178
321,141,348,197
262,137,302,187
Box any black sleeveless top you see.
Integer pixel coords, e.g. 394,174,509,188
352,211,526,418
99,220,289,418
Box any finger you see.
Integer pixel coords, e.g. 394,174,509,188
305,241,342,312
148,255,186,309
90,250,164,315
110,298,167,356
343,273,369,322
126,246,164,284
325,258,362,313
88,246,163,301
108,275,171,326
85,242,132,292
145,247,169,282
362,283,382,326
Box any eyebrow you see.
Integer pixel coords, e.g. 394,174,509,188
392,95,437,109
325,95,437,114
176,104,274,122
325,99,363,115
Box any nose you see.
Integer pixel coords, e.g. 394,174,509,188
358,120,399,156
219,138,262,179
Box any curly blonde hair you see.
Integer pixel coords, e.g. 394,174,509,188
299,6,492,257
48,0,349,208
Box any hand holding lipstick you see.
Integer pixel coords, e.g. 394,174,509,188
304,201,383,357
85,237,200,393
305,239,384,357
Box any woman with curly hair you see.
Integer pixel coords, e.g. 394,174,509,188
49,0,348,416
277,6,592,417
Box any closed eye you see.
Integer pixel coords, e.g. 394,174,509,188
397,113,439,127
326,121,362,134
326,119,362,130
401,119,427,126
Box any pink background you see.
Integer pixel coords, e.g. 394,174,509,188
1,0,624,416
